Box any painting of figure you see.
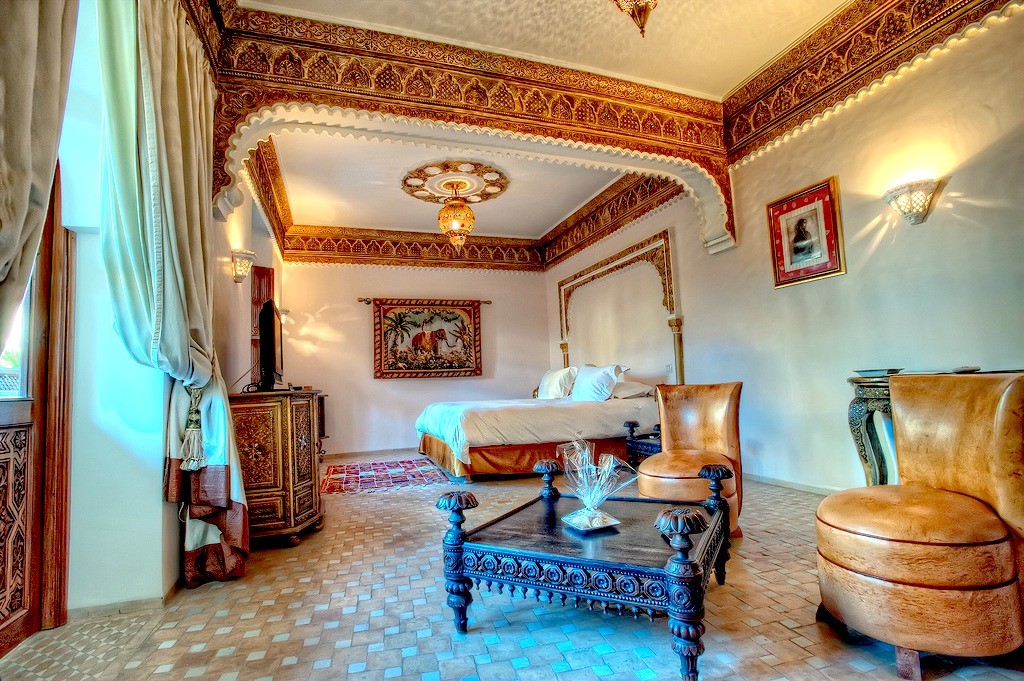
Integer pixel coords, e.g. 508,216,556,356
766,176,846,288
372,298,482,379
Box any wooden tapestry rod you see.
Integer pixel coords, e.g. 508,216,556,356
356,298,492,305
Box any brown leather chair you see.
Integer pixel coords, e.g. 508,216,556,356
816,373,1024,680
637,382,743,534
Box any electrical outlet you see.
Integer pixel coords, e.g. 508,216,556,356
666,363,673,375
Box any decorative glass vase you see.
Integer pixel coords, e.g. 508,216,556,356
556,435,638,531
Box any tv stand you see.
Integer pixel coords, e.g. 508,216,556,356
229,389,325,544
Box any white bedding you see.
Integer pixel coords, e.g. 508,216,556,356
415,397,659,464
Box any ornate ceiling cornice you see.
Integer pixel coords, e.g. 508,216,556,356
541,174,685,269
242,136,291,246
243,136,684,271
177,0,733,243
283,225,545,272
724,0,1009,165
181,0,1014,248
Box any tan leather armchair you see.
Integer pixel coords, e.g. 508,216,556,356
816,373,1024,680
637,382,743,534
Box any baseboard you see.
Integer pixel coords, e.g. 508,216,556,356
744,473,835,496
67,583,181,621
323,447,419,461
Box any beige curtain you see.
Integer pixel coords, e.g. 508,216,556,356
99,0,248,587
0,0,78,343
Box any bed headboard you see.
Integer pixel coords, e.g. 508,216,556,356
557,230,683,384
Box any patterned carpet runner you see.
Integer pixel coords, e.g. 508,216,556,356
320,458,449,494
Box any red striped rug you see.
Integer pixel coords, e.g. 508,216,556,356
320,458,449,494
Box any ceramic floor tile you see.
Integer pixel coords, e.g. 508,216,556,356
1,448,1022,680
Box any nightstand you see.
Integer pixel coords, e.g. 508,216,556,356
623,420,662,469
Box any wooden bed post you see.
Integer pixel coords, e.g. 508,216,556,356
668,315,684,384
559,340,569,368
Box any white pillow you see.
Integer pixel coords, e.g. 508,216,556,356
569,365,628,402
537,366,578,399
611,381,655,399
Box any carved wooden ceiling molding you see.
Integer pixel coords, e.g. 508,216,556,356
724,0,1016,166
541,175,685,270
242,136,291,247
177,0,734,247
244,134,685,272
180,0,1013,250
283,225,545,272
558,230,675,341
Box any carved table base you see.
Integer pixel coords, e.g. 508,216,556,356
437,462,732,680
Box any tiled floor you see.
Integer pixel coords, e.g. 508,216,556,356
2,449,1022,680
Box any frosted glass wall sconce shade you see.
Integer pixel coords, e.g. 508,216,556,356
883,179,941,225
230,249,257,283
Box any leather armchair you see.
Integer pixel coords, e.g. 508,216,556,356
637,382,743,534
816,373,1024,680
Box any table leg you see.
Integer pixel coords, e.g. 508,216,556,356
848,397,888,485
714,531,730,586
437,491,479,634
444,566,473,634
669,616,705,681
657,508,710,680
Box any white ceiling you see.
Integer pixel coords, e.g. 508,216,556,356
273,130,623,238
239,0,851,100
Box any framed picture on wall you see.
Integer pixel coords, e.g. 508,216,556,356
766,176,846,288
371,298,483,379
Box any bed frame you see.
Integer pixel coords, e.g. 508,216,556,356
419,433,628,481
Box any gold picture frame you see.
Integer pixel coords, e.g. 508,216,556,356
766,176,846,288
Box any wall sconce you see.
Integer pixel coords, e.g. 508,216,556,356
230,249,257,283
882,179,942,225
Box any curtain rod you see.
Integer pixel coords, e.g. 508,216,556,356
356,298,492,305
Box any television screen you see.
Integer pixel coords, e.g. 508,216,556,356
258,299,283,390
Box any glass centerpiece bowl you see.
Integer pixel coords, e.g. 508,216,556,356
556,434,638,532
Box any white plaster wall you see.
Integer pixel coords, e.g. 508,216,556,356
212,186,255,393
680,13,1024,491
282,265,549,453
68,234,175,609
61,0,179,609
543,198,700,383
568,266,673,383
211,187,287,393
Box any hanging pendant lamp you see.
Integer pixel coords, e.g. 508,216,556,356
437,180,476,250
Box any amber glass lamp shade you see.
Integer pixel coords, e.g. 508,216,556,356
438,195,476,249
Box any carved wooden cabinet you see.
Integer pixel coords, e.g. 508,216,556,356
229,390,324,544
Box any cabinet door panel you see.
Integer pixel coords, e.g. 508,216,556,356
291,398,315,489
234,401,286,492
247,497,287,530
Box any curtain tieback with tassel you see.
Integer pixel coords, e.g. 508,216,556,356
180,385,206,471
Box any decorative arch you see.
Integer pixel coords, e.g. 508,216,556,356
216,102,736,254
557,230,675,342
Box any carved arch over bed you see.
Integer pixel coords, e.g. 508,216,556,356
557,230,684,382
214,104,735,255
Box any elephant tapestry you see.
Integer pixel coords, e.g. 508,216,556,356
372,298,483,379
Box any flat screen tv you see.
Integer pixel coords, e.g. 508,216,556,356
257,299,283,391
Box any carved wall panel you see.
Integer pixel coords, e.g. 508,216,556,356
0,427,30,630
724,0,1007,163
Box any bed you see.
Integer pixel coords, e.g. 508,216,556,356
416,395,659,479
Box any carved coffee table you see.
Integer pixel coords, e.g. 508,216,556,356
436,462,733,681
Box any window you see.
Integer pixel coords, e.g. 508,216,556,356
0,286,31,398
